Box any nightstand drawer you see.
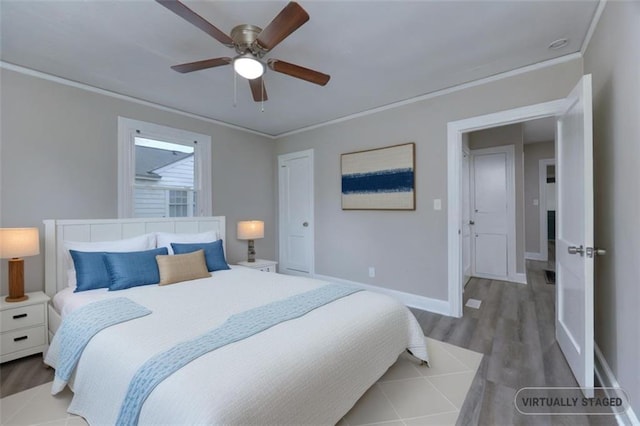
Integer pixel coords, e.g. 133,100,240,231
237,259,277,273
258,265,276,273
0,304,45,332
1,327,46,354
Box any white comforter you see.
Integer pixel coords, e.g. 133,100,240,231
46,267,428,425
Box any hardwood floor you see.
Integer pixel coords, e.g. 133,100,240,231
0,353,53,398
0,251,616,424
412,256,616,426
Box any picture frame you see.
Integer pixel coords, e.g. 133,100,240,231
341,142,415,210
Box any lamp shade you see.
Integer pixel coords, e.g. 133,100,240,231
0,228,40,259
237,221,264,240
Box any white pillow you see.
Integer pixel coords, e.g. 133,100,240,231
63,233,157,287
156,231,219,254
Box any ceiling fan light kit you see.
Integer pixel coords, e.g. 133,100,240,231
233,54,265,80
157,0,329,103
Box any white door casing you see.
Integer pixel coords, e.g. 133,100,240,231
278,150,315,276
447,75,595,391
448,97,569,318
461,149,472,286
555,75,594,394
470,146,516,281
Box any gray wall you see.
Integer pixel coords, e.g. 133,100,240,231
276,59,583,301
523,141,554,254
0,69,276,294
584,0,640,416
468,123,526,275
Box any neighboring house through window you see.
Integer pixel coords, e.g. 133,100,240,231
118,117,212,218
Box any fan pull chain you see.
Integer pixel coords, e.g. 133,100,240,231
261,78,265,112
233,68,237,108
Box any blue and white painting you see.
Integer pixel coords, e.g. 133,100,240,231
341,143,415,210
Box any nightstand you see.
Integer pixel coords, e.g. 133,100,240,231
237,259,278,273
1,291,50,363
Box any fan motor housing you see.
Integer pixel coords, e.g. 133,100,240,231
231,24,265,57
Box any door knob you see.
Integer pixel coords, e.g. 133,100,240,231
586,247,606,258
469,220,475,225
568,245,584,256
302,222,309,227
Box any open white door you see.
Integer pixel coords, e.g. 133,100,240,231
555,74,595,394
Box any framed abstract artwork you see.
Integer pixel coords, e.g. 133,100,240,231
341,142,415,210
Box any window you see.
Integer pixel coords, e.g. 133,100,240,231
134,137,195,217
168,190,191,217
118,117,212,218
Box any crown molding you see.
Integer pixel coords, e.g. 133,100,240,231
581,0,607,56
0,61,276,140
2,52,583,141
276,52,582,138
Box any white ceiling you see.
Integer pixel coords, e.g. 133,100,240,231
1,0,599,137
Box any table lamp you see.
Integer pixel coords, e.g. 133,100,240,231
0,228,40,302
237,221,264,263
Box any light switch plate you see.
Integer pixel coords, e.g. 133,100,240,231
434,199,442,210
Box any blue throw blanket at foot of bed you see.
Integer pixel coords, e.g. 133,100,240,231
116,284,362,426
46,297,152,394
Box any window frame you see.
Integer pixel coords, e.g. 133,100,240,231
118,117,212,218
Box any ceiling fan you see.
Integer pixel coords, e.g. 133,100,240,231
157,0,330,102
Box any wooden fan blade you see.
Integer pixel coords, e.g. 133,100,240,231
156,0,234,47
171,57,232,73
256,2,309,51
249,77,268,102
268,59,330,86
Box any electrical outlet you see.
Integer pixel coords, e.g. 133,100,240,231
368,267,375,278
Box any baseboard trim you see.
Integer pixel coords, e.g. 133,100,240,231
594,343,639,426
314,274,451,316
512,272,528,285
525,251,547,261
472,272,528,285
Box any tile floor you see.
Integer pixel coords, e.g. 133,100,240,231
1,337,482,426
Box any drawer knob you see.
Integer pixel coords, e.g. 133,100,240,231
13,336,28,342
13,313,28,319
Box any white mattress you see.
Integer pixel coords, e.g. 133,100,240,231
52,286,108,317
46,267,429,425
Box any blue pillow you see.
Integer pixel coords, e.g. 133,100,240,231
70,250,111,292
103,247,168,291
171,240,230,272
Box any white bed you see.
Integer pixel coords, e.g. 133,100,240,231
44,217,227,337
43,217,429,425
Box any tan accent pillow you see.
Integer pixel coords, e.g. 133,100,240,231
156,249,210,286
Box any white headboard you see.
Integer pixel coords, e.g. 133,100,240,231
43,216,226,297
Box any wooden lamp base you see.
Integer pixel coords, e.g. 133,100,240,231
5,258,28,303
247,239,256,262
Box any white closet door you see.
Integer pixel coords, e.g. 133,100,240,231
471,146,514,280
278,150,314,276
